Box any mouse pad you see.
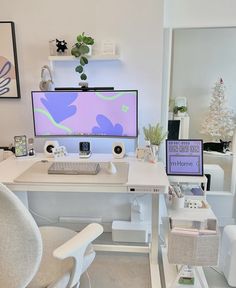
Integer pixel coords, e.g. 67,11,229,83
14,161,129,184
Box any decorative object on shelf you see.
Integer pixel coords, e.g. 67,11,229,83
0,21,21,98
71,32,95,81
173,105,187,116
201,78,236,142
56,39,68,54
143,123,167,162
101,40,116,55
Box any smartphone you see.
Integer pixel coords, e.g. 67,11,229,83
14,135,28,157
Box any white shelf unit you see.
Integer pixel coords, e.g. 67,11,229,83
48,54,120,62
173,115,189,139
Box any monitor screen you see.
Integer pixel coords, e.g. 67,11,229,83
31,90,138,137
168,120,180,140
166,139,203,176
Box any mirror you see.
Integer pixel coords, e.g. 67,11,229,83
169,27,236,193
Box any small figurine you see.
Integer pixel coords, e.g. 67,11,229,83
56,39,68,53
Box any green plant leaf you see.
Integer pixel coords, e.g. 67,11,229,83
80,56,88,66
143,123,167,146
80,73,87,80
77,34,83,43
78,44,90,55
83,36,94,45
75,65,83,73
71,47,81,57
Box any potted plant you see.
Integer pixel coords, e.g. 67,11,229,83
71,32,95,82
173,106,187,116
143,123,167,161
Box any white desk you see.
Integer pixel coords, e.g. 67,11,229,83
0,153,169,288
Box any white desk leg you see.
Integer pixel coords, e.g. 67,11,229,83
150,193,161,287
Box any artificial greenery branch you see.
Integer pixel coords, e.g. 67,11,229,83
143,123,167,146
71,32,94,81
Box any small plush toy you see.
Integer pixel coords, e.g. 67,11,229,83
56,39,68,53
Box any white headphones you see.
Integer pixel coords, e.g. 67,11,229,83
39,65,54,91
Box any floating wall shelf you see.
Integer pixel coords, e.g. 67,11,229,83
48,54,120,62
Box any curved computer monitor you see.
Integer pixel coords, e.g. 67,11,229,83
166,139,204,176
31,90,138,138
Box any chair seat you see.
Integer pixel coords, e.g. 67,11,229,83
28,226,95,288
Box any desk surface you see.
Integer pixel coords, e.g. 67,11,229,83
0,153,169,193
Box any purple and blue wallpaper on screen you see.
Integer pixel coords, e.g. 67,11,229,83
32,90,137,137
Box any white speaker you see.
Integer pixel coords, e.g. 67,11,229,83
39,65,54,91
112,142,125,159
44,141,59,157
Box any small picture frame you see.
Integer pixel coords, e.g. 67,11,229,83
101,41,116,55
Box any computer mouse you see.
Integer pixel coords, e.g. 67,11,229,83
107,161,117,174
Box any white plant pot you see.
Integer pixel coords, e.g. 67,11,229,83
87,45,92,56
177,111,186,117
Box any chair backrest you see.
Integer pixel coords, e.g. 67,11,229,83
0,183,42,288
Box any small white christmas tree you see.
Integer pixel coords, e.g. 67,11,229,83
201,78,235,141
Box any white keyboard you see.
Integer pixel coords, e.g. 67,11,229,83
48,162,100,175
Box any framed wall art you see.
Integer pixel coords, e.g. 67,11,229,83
0,21,21,98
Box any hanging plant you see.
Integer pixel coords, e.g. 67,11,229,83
71,32,95,81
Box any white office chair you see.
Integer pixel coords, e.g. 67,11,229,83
0,183,103,288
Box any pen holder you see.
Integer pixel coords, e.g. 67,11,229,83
172,196,185,210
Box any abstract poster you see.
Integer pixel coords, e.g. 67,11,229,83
0,22,20,98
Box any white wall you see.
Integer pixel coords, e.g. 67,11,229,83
1,0,164,228
164,0,236,28
1,0,164,153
